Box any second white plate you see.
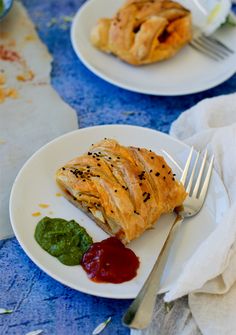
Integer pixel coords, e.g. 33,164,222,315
71,0,236,96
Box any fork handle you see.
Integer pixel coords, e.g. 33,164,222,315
122,216,183,330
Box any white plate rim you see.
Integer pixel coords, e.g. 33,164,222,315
9,124,230,299
70,0,236,96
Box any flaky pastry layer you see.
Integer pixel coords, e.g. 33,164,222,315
90,0,192,65
56,139,187,243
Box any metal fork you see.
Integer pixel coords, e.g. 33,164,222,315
189,33,234,61
122,147,214,330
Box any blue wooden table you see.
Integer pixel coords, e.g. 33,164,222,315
1,1,236,334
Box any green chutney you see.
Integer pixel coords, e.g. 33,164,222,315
34,217,93,266
0,0,4,15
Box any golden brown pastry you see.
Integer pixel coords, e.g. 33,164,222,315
56,139,187,244
90,0,192,65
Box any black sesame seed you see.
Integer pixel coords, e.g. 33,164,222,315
168,170,171,174
149,169,153,173
109,157,112,160
139,183,142,186
151,156,154,159
117,157,120,159
114,190,117,193
73,197,76,200
83,179,86,182
111,210,114,213
138,148,140,151
97,163,101,167
122,186,125,189
155,172,160,177
172,177,175,181
111,164,114,167
162,164,165,168
88,152,92,155
62,167,65,170
143,193,151,202
173,174,176,176
163,176,166,180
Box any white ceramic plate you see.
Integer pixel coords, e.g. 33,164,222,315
71,0,236,96
10,125,229,299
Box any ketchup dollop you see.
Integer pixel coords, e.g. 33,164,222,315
81,237,140,283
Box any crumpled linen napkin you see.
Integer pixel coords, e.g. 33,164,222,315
170,93,236,335
168,93,236,302
0,2,78,240
131,93,236,335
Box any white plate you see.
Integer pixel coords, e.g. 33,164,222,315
71,0,236,96
10,125,229,299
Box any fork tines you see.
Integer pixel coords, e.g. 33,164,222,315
181,148,214,200
190,34,234,61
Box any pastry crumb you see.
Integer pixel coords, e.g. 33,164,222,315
38,203,49,208
0,87,19,103
6,88,19,99
24,34,36,42
16,70,34,82
0,73,6,85
32,212,41,217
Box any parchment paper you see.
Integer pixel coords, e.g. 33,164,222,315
0,1,78,239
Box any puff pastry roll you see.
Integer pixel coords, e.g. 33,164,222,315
56,139,187,244
90,0,192,65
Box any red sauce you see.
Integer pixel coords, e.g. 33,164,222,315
81,237,140,283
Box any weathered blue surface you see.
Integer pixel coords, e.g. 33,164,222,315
0,0,236,334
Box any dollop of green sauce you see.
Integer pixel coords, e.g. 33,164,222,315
0,0,4,15
34,217,93,266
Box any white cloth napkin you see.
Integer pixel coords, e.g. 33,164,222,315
0,2,78,240
169,93,236,335
131,93,236,335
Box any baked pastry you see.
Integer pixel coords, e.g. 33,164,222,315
56,139,187,243
90,0,192,65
